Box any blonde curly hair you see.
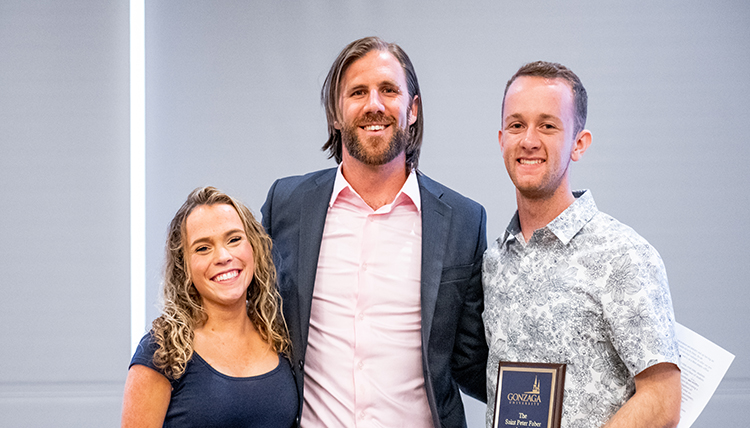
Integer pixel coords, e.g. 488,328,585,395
151,186,290,379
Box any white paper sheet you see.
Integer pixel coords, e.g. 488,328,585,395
675,322,735,428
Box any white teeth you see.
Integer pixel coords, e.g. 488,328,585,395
364,125,385,131
214,270,238,282
519,159,543,164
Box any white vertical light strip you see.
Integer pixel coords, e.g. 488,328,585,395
130,0,146,355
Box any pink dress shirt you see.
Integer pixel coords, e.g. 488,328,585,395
300,167,432,427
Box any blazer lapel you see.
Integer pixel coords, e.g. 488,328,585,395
296,170,335,349
418,175,452,344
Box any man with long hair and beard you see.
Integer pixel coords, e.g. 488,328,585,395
261,37,488,427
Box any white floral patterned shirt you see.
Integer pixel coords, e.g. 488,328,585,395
483,190,680,428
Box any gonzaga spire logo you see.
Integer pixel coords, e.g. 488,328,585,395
507,376,542,405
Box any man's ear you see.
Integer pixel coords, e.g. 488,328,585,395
498,130,505,152
571,129,592,162
408,95,419,126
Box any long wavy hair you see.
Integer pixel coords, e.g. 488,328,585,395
151,186,290,379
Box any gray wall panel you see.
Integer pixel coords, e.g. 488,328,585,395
0,0,130,426
145,2,749,427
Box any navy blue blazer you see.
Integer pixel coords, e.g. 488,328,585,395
261,168,488,427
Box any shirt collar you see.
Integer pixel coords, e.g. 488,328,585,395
546,189,598,244
502,189,598,247
330,164,421,212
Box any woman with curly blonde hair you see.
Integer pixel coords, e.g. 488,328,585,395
122,187,296,427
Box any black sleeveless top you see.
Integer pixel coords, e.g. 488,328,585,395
130,332,297,428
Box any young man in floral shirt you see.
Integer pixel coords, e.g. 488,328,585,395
483,61,681,428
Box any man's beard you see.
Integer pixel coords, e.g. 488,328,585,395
340,113,409,166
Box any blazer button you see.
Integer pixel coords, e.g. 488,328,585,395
298,360,304,371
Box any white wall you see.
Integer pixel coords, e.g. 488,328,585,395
1,1,747,426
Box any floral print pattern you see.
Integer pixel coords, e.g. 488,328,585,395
483,190,679,427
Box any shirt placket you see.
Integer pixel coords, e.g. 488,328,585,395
352,211,376,426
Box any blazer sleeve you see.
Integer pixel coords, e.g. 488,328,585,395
450,204,489,403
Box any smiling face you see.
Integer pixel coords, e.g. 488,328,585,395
500,76,591,202
336,50,418,167
185,204,255,311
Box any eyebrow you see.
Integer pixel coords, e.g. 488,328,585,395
189,228,246,248
538,113,561,122
345,83,368,93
